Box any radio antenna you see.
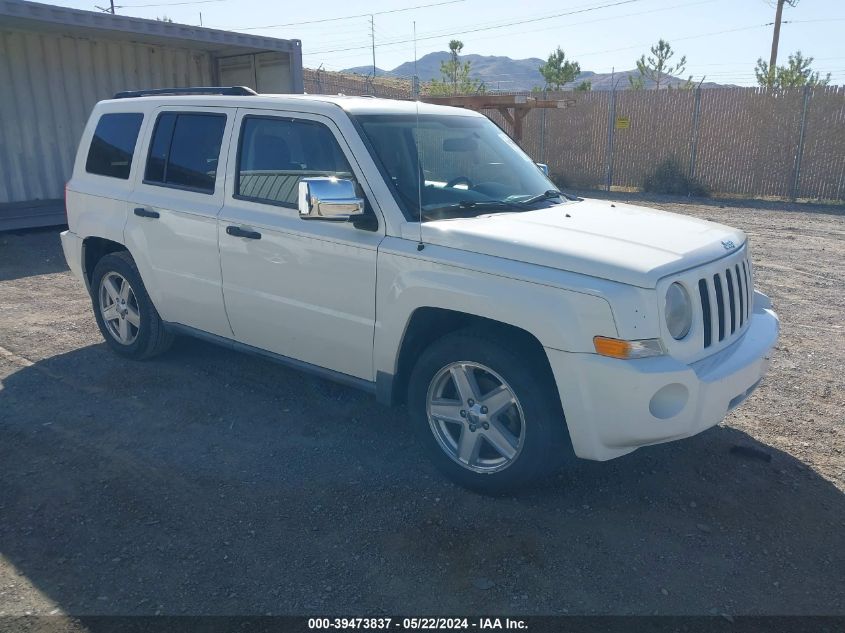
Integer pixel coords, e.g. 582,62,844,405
414,20,425,251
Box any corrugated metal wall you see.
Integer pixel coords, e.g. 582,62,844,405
0,28,213,204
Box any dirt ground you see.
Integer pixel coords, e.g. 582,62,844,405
0,194,843,617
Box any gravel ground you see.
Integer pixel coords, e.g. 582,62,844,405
0,195,843,617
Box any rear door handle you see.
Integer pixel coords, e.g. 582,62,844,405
226,225,261,240
134,207,159,219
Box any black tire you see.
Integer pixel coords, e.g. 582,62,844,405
407,326,571,494
90,251,174,360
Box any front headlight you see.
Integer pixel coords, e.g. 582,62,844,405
665,282,692,340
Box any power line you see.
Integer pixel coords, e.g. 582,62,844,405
115,0,223,7
310,0,717,60
302,3,840,85
302,0,715,67
782,17,845,24
573,22,773,58
304,0,646,56
229,0,466,31
300,0,673,59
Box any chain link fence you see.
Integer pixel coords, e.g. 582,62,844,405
304,68,412,100
303,70,845,203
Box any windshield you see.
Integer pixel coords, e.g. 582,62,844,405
353,113,564,221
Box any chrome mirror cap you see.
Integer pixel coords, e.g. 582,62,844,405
298,177,365,221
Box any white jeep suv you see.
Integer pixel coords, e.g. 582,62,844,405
60,87,779,492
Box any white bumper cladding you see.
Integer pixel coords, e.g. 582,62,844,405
60,230,85,286
547,291,779,461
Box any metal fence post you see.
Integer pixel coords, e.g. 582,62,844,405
539,89,547,164
791,85,811,200
605,88,616,191
688,87,702,183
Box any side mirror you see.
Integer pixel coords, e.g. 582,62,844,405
536,162,550,177
298,177,365,222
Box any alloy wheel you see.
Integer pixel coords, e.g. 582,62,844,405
426,361,526,473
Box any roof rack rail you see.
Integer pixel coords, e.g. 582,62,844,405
113,86,258,99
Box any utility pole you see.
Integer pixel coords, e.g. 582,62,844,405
109,0,115,13
370,15,376,78
768,0,786,73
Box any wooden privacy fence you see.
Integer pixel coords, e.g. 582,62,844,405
303,71,845,202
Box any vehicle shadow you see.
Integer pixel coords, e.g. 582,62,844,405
0,340,843,616
0,228,69,282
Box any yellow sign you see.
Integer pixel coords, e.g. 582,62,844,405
615,116,631,130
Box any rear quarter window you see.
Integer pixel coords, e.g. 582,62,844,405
85,113,144,179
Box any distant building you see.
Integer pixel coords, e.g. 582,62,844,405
0,0,303,229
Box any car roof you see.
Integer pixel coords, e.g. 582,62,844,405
97,93,483,118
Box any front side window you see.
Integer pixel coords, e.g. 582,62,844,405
236,116,354,207
86,113,143,179
144,112,226,193
354,113,562,221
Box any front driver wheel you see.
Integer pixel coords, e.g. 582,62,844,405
408,327,570,493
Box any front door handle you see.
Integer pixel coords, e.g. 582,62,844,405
226,225,262,240
134,207,159,219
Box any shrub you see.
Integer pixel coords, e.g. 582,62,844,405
643,158,709,197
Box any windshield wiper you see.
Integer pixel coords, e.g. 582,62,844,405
458,200,527,210
520,189,582,205
520,189,563,205
424,194,572,219
423,200,530,217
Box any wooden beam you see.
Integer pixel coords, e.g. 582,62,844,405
419,93,578,142
422,94,529,109
497,107,515,128
421,94,576,110
512,108,530,142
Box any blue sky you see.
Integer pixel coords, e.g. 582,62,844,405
50,0,845,86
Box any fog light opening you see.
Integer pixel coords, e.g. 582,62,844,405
649,383,689,420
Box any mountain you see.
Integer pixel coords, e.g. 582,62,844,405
343,52,730,91
344,51,545,91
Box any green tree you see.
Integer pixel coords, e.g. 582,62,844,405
538,47,580,91
574,80,592,91
627,74,645,90
630,39,691,90
427,40,485,96
156,15,173,22
755,51,831,88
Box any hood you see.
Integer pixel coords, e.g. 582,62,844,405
417,198,746,288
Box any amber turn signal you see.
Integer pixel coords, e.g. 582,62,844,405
593,336,664,359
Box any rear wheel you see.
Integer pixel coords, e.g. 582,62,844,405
91,251,173,359
408,327,570,493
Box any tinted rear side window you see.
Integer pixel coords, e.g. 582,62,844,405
144,112,226,193
144,113,176,183
86,113,144,179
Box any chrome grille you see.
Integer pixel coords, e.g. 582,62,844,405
697,255,753,349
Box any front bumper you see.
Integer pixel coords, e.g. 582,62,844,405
547,291,779,461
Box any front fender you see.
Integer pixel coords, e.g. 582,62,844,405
374,238,619,379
